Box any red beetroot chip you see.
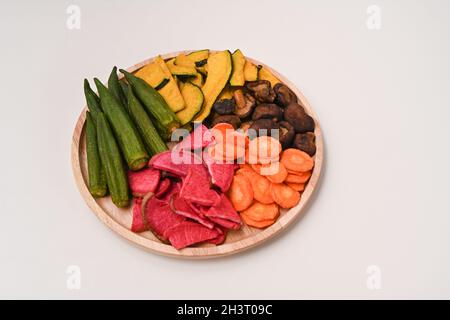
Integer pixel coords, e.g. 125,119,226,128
203,150,234,193
166,221,219,250
208,227,227,245
149,150,202,177
186,201,209,217
131,199,147,233
143,196,185,241
204,194,242,224
158,180,181,202
171,194,215,229
176,123,214,150
179,166,220,207
128,168,160,197
155,178,171,198
208,217,241,230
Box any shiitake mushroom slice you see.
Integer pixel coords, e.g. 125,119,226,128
293,132,316,156
252,103,283,122
248,119,280,138
245,80,276,103
213,98,236,115
278,121,295,149
274,83,298,107
284,103,315,133
233,89,256,118
211,115,241,129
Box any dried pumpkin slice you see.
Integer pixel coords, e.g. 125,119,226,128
230,49,246,86
154,56,185,112
134,62,169,91
187,49,209,63
244,60,259,82
189,72,204,87
258,66,280,87
166,55,198,76
218,86,234,100
187,49,209,75
174,53,196,68
176,82,204,125
194,51,233,122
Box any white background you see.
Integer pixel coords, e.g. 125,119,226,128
1,0,449,299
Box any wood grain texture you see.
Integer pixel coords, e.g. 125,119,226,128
71,51,324,259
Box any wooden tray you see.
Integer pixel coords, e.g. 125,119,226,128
71,51,324,259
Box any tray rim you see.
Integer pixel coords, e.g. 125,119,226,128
71,50,324,259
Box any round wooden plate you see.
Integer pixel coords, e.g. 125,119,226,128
71,51,324,259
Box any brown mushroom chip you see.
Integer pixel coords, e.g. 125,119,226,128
284,103,315,133
248,119,280,138
210,111,221,121
213,99,236,115
245,80,276,103
240,121,253,133
233,90,256,118
252,103,283,122
274,83,298,107
293,132,316,156
211,115,241,130
278,121,295,149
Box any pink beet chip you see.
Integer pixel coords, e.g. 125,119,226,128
204,194,242,224
131,199,146,233
158,180,182,203
149,150,202,177
208,227,227,245
155,178,171,198
166,221,219,250
208,217,241,230
179,166,220,207
144,196,185,241
176,123,214,150
171,193,215,229
128,168,160,197
203,150,234,192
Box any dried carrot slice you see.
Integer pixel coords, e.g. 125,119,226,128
237,165,274,204
250,174,274,204
281,148,314,172
267,168,288,183
285,171,311,183
252,162,288,183
248,136,281,164
286,182,305,192
209,141,246,162
239,163,254,171
211,123,234,143
240,212,276,229
229,130,249,150
236,168,255,179
227,174,253,211
211,124,248,152
245,147,279,164
240,201,279,221
270,183,301,209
